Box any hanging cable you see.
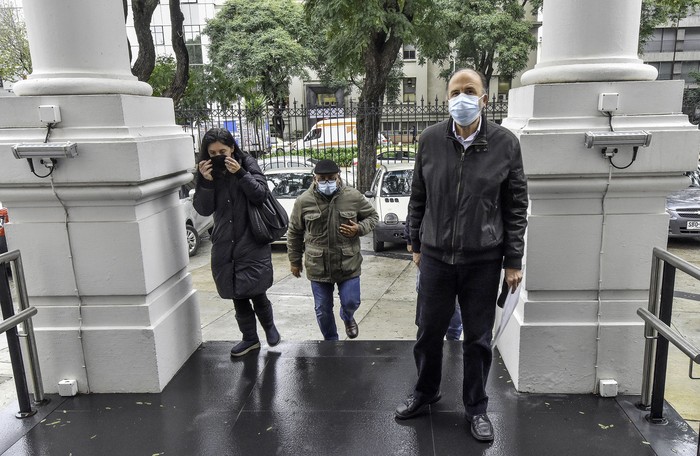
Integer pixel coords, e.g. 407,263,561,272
48,176,92,393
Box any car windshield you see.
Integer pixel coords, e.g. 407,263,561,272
266,172,314,198
380,170,413,197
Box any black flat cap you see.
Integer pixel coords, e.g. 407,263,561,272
314,159,340,174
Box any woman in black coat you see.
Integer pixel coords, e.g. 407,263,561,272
193,128,280,357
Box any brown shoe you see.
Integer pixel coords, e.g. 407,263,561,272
344,318,358,339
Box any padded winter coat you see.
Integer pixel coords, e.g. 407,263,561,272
193,153,273,299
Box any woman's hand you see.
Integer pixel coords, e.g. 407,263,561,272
225,157,241,174
199,160,213,181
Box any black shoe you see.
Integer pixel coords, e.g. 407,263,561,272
265,325,281,347
344,318,358,339
394,392,441,420
230,340,260,357
466,413,494,442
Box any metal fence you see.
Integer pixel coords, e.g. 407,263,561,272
175,96,509,161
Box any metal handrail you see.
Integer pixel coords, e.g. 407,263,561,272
0,307,38,334
637,247,700,456
0,249,46,418
637,308,700,363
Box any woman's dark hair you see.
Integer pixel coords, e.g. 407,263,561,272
197,127,243,162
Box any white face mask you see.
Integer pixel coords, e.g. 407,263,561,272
448,93,484,127
317,179,338,196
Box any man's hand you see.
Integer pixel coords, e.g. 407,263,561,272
198,160,213,181
505,268,523,293
339,220,360,238
290,264,302,278
406,244,413,253
413,252,421,266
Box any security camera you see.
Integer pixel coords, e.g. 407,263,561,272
584,131,652,148
11,142,78,159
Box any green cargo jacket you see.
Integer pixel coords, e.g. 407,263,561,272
287,184,378,283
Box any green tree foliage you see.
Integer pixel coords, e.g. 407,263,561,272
438,0,537,83
305,0,452,191
0,1,31,86
205,0,312,132
149,56,235,115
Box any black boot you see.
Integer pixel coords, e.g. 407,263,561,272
231,312,260,357
253,295,281,347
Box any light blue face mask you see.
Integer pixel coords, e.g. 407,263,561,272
448,93,484,127
317,180,338,196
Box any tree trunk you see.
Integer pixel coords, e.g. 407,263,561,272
163,0,189,104
123,0,131,63
131,0,159,82
355,31,403,193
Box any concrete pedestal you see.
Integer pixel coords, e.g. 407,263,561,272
500,80,700,393
0,95,202,393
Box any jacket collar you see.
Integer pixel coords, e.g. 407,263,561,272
446,113,489,150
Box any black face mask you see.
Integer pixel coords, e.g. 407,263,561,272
209,155,227,176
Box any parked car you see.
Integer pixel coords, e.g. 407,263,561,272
667,171,700,240
0,205,8,256
352,146,416,168
180,180,214,256
263,167,315,244
364,163,413,252
258,155,317,172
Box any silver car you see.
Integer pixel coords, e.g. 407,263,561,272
667,171,700,239
180,181,214,256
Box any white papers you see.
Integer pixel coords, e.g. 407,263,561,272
491,284,521,348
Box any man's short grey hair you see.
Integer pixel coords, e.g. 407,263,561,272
447,68,488,95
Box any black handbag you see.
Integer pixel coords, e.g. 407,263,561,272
247,191,289,244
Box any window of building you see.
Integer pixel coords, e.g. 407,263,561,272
316,93,337,106
681,61,700,81
644,28,678,53
184,25,203,65
403,45,416,60
151,25,165,46
403,78,416,103
650,62,673,80
684,28,700,51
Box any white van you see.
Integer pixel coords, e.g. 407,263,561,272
364,163,413,252
289,118,388,152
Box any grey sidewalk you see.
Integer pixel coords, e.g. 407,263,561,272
1,236,699,435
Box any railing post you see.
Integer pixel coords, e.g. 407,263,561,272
0,263,36,418
639,253,662,409
647,261,676,424
12,253,46,404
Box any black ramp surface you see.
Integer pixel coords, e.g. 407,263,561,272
0,341,696,455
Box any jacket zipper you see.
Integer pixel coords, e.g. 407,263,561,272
451,148,466,263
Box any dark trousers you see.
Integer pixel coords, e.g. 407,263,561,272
413,254,501,416
233,293,275,342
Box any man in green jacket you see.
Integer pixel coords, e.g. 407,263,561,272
287,159,378,340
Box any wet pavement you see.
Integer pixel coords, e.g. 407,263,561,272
0,235,699,454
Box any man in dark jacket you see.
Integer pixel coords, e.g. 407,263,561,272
287,159,378,340
394,69,528,443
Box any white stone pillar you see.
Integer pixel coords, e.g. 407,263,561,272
521,0,657,84
13,0,151,96
500,0,700,393
0,0,201,393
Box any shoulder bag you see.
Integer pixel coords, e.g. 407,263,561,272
248,191,289,244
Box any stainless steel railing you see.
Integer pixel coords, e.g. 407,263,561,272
0,249,46,418
638,247,700,456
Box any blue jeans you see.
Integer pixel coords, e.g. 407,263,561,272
310,277,361,340
416,271,463,340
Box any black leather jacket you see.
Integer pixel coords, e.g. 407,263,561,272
408,115,528,269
